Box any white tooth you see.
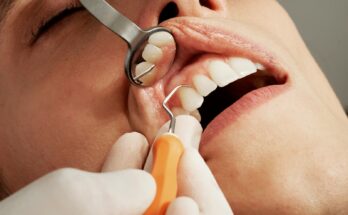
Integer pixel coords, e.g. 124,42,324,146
142,44,163,63
255,63,266,71
190,110,202,122
208,60,239,87
172,107,190,116
193,74,217,97
178,87,204,112
135,62,156,85
148,32,175,47
228,57,257,78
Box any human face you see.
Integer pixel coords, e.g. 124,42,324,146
1,0,347,213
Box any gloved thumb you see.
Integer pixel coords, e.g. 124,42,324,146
177,149,233,214
102,132,149,172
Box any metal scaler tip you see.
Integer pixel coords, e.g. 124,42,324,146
162,85,190,133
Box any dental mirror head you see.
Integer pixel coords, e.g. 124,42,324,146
80,0,175,87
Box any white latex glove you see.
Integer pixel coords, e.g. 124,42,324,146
146,115,234,215
0,116,233,215
166,148,233,215
0,132,156,215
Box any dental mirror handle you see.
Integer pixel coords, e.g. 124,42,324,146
144,133,184,215
80,0,145,46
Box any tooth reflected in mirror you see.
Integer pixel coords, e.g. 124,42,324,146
133,31,175,86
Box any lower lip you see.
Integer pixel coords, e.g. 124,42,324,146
200,83,289,145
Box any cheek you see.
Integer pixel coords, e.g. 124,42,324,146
228,0,305,59
2,62,131,191
0,28,133,191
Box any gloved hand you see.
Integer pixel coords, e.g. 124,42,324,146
166,147,233,215
0,132,156,215
146,115,233,215
0,116,233,215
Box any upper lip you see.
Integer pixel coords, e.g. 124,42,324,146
126,17,291,142
160,17,289,94
152,17,290,140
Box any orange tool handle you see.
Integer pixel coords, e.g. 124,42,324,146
144,133,184,215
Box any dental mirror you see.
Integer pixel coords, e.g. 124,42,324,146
80,0,175,87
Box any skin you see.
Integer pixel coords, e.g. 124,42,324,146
0,0,347,214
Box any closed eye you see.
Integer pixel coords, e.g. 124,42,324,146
31,6,84,44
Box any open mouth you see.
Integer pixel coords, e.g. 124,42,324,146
165,55,287,131
199,68,283,129
162,17,289,132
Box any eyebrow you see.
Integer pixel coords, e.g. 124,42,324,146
0,0,15,26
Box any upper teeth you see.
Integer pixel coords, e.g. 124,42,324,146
142,44,163,64
148,31,175,47
227,57,257,78
255,62,266,71
136,31,175,84
178,87,204,112
208,60,239,87
175,57,265,121
193,74,217,97
138,33,265,122
135,62,156,84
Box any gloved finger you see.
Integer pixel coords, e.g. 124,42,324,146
102,132,149,172
0,168,156,215
144,115,202,172
166,197,199,215
94,170,156,214
177,149,233,215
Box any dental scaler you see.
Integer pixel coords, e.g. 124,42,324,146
144,85,189,215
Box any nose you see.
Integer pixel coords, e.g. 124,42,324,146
155,0,226,23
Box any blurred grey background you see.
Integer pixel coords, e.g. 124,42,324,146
279,0,348,113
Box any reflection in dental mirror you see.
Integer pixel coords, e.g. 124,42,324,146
80,0,176,87
133,31,176,86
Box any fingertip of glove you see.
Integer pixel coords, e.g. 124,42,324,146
167,196,200,215
102,132,150,172
117,132,149,146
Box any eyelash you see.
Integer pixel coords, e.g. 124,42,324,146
31,3,83,44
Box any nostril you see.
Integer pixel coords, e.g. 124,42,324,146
199,0,215,10
158,2,179,23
